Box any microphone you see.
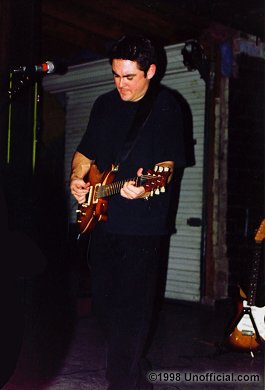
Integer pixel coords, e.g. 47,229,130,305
12,61,56,74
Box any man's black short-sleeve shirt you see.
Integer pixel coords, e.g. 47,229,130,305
77,86,187,235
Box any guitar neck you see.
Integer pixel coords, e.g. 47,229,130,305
94,165,170,200
247,243,262,306
97,176,139,198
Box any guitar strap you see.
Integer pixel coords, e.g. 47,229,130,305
114,83,159,167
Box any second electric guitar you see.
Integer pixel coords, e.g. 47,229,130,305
76,163,171,235
229,219,265,351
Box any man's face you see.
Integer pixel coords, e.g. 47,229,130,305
112,59,155,102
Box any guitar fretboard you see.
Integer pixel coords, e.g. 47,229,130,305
95,172,166,199
97,177,139,198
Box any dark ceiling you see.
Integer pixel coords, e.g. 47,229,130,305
41,0,264,65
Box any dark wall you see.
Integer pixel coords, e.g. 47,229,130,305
1,0,41,168
0,0,11,164
1,0,41,231
0,0,68,258
227,54,264,305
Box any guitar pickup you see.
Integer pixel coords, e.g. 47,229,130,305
242,330,254,336
84,185,93,206
93,184,101,204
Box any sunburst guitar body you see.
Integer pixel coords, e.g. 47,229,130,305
229,293,265,351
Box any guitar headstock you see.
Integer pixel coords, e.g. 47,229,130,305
255,219,265,243
140,165,171,196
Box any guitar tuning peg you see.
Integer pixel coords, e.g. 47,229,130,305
160,186,165,193
164,167,170,172
150,190,154,197
155,188,160,195
154,165,158,172
76,209,81,213
158,166,163,172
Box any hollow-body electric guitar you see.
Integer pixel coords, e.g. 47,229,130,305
76,164,171,235
229,219,265,351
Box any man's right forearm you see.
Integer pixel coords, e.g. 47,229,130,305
70,151,93,180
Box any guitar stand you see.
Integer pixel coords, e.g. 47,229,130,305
216,306,264,358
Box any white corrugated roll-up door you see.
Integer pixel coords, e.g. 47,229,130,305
162,46,205,302
43,43,205,302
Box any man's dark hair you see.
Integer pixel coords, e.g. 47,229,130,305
108,35,157,75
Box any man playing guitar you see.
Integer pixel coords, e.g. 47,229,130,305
70,35,188,390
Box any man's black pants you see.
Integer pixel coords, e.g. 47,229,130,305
89,224,165,389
